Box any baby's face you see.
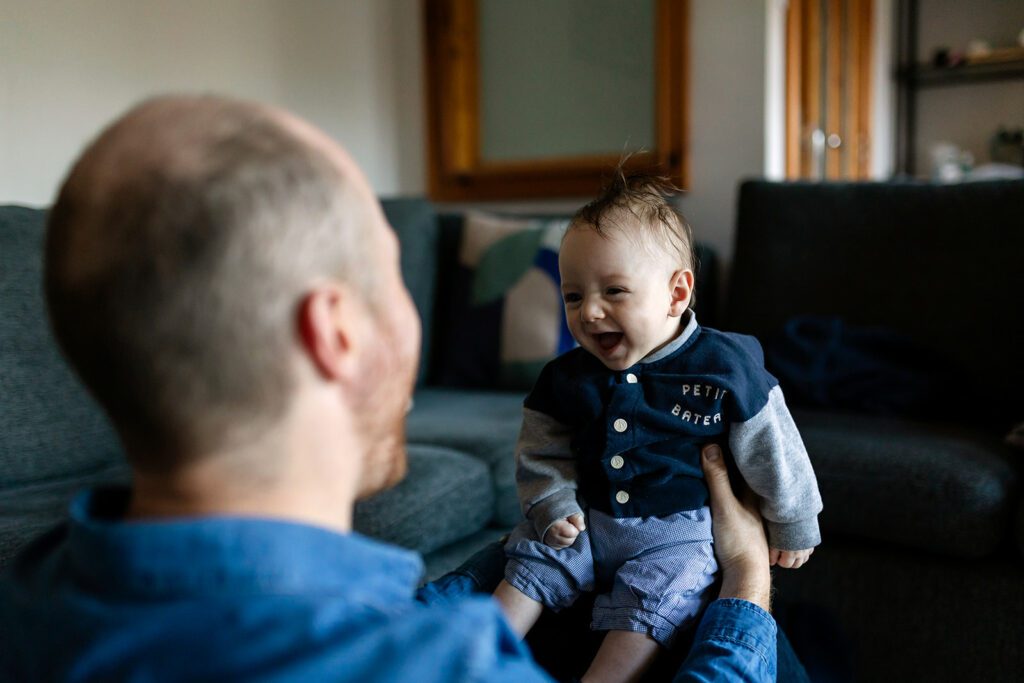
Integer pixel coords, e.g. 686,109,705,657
559,226,690,371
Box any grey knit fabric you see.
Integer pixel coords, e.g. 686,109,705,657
0,461,131,567
0,206,125,489
354,444,494,555
381,198,439,387
408,387,526,526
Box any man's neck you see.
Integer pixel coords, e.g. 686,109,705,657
126,426,359,533
127,470,355,533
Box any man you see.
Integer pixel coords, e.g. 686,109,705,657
0,96,783,681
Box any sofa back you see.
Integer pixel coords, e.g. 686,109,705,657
0,206,125,488
380,198,439,386
727,180,1024,419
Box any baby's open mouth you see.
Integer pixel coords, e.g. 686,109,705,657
595,332,624,350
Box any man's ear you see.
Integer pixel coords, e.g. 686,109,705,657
668,269,695,317
296,282,366,383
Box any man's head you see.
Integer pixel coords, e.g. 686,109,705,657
46,95,419,498
559,170,696,370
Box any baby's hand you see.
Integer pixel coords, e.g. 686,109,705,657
769,547,814,569
543,513,586,549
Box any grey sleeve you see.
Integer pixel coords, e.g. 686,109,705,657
516,407,584,540
729,385,823,551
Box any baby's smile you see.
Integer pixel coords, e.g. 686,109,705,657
594,331,624,351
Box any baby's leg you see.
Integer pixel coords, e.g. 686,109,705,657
585,507,718,683
496,517,596,638
582,631,660,683
493,579,545,637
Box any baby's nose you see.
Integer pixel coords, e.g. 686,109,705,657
581,299,604,321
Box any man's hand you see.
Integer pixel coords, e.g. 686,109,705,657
543,513,586,549
770,547,814,569
700,444,772,611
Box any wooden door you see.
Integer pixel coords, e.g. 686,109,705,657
786,0,874,180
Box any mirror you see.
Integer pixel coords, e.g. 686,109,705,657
425,0,689,200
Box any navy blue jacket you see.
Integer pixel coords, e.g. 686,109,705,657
517,315,822,551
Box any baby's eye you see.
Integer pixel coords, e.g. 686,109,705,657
563,292,582,305
606,287,627,296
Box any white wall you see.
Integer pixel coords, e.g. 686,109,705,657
0,0,425,206
2,0,763,268
679,0,766,264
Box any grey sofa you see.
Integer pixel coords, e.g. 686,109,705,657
3,180,1023,682
728,180,1024,683
0,200,516,581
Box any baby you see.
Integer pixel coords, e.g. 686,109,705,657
493,171,822,683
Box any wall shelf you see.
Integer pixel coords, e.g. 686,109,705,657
895,0,1024,175
900,59,1024,88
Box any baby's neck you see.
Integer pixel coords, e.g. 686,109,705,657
642,315,689,362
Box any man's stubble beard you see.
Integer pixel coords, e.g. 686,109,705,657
351,323,416,501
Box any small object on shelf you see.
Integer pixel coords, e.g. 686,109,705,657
965,45,1024,65
929,142,973,183
990,127,1024,167
930,47,964,68
966,39,992,59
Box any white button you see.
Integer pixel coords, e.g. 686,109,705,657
610,455,625,469
625,373,638,384
615,490,630,504
613,418,628,433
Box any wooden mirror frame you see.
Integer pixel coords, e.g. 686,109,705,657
424,0,690,201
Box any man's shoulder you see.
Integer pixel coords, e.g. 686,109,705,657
0,573,551,683
267,594,553,683
374,596,550,682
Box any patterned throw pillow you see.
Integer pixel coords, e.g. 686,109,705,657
435,212,576,390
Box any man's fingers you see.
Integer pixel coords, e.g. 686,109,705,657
700,444,734,509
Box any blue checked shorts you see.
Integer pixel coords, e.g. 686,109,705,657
503,506,718,647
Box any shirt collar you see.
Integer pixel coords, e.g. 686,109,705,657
640,310,701,365
67,486,424,606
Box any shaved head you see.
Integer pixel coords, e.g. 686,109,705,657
46,95,382,471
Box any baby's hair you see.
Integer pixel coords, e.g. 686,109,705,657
568,163,698,309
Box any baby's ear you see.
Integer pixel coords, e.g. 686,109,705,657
668,269,694,316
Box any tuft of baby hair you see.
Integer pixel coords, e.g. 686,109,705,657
569,158,698,310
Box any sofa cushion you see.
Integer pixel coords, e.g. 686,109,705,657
431,212,574,391
794,409,1019,558
380,198,439,386
0,205,126,489
0,444,492,568
0,461,132,568
354,444,494,555
408,388,526,526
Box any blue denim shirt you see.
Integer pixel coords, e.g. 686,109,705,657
0,487,776,682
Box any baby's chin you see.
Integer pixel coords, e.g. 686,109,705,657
588,346,648,371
